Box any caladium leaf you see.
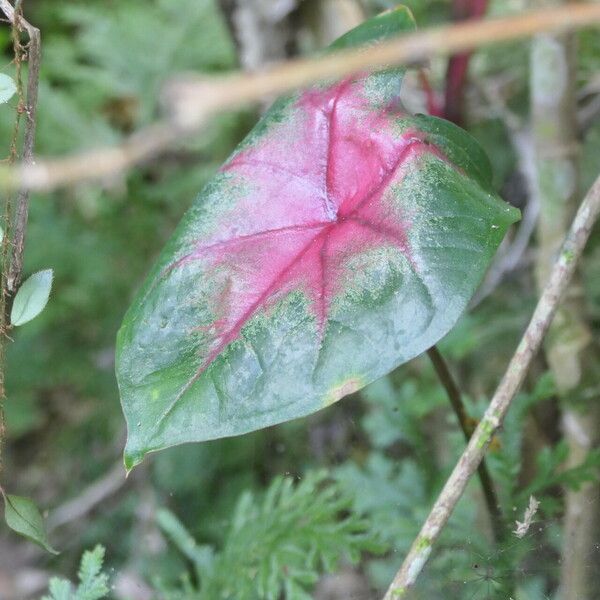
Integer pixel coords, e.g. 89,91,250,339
117,7,520,469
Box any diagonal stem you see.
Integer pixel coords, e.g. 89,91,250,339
383,172,600,599
426,346,504,543
1,4,600,191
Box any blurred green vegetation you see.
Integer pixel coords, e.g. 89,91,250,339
1,1,600,599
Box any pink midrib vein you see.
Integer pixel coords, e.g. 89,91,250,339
156,89,438,428
152,138,429,431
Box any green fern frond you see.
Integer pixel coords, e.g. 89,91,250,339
156,470,384,600
41,545,110,600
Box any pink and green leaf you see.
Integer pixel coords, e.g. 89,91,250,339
116,7,520,469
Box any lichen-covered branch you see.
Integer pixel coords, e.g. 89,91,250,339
531,2,600,597
383,172,600,599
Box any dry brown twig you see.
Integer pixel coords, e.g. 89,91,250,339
0,0,41,294
383,172,600,598
47,461,128,531
426,347,504,542
0,0,40,472
0,2,600,192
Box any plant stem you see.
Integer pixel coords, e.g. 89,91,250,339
426,346,504,543
1,3,600,192
443,0,488,124
0,0,41,297
0,0,22,474
383,172,600,599
0,0,41,471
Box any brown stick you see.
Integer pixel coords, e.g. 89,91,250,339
426,347,504,543
0,0,40,474
1,3,600,192
47,462,127,531
383,173,600,599
0,0,41,294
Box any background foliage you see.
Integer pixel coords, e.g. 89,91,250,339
1,1,600,599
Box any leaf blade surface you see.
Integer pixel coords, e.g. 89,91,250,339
10,269,54,326
117,9,519,468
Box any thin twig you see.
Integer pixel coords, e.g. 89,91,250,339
0,0,40,474
0,0,22,474
426,346,504,543
469,78,539,307
0,0,40,295
0,3,599,192
383,173,600,599
47,462,127,531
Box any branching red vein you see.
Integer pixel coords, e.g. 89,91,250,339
318,234,329,330
153,107,443,433
161,222,330,276
338,139,428,217
222,157,325,196
323,80,351,220
157,226,331,425
350,217,410,251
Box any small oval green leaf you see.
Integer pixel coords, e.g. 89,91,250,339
0,73,17,104
11,269,53,326
3,493,58,554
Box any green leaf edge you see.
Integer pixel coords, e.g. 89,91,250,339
2,492,59,554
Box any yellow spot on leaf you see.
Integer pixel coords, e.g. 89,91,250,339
323,377,364,407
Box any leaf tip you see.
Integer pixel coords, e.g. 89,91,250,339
507,204,522,224
3,493,59,554
123,449,144,474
